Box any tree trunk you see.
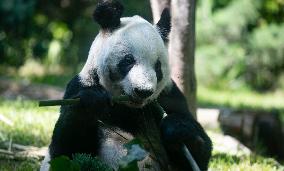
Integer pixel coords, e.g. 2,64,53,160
150,0,197,117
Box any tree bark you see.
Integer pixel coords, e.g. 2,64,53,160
150,0,197,117
150,0,171,22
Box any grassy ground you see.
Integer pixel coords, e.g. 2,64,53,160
0,99,284,170
209,152,283,171
198,86,284,111
0,99,58,171
0,99,59,147
0,159,40,171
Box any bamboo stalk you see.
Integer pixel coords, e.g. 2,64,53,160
182,144,201,171
39,98,80,107
39,95,129,107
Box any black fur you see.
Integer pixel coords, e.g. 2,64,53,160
49,75,212,170
49,76,104,159
156,8,171,42
155,60,163,82
109,54,136,81
93,0,124,30
159,83,212,170
118,54,136,77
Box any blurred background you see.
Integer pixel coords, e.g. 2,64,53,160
0,0,284,170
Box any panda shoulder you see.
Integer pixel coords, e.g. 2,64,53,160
158,80,189,114
63,75,82,99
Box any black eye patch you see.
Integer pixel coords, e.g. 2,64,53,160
118,54,136,77
155,60,163,82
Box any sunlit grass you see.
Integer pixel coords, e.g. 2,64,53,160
198,86,284,110
210,152,283,171
0,98,59,147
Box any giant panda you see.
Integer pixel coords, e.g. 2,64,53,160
41,0,212,171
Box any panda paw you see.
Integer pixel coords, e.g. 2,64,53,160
160,115,202,150
78,88,111,114
160,115,212,170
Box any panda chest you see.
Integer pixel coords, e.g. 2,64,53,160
98,127,161,171
98,127,132,170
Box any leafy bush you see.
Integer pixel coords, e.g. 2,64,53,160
196,0,284,91
0,0,151,70
245,24,284,90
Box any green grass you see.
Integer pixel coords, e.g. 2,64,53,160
0,159,40,171
0,98,283,170
198,86,284,110
0,98,59,146
0,99,59,170
210,152,283,171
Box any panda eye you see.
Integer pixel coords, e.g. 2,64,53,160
118,54,136,76
155,60,163,82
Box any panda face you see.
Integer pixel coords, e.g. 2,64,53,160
93,16,171,108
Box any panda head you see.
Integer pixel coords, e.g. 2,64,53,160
80,0,171,108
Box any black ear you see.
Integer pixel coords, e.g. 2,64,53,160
156,8,171,42
93,0,124,30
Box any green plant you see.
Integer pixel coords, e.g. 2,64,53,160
245,24,284,90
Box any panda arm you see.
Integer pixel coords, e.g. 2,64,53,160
63,75,111,115
158,81,191,117
158,81,212,171
49,75,109,159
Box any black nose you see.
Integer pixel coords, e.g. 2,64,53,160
134,88,153,99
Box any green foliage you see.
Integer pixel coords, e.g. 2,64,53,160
259,0,284,24
196,0,284,91
50,156,80,171
245,24,284,90
73,154,112,171
50,155,124,171
118,161,139,171
49,155,112,171
0,0,151,70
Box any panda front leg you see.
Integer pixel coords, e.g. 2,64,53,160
41,86,112,171
160,114,212,171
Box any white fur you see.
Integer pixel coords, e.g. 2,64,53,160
99,128,161,171
99,128,131,170
99,138,127,170
80,16,171,107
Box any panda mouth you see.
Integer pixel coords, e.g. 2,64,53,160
120,91,150,108
129,97,144,105
126,96,147,107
